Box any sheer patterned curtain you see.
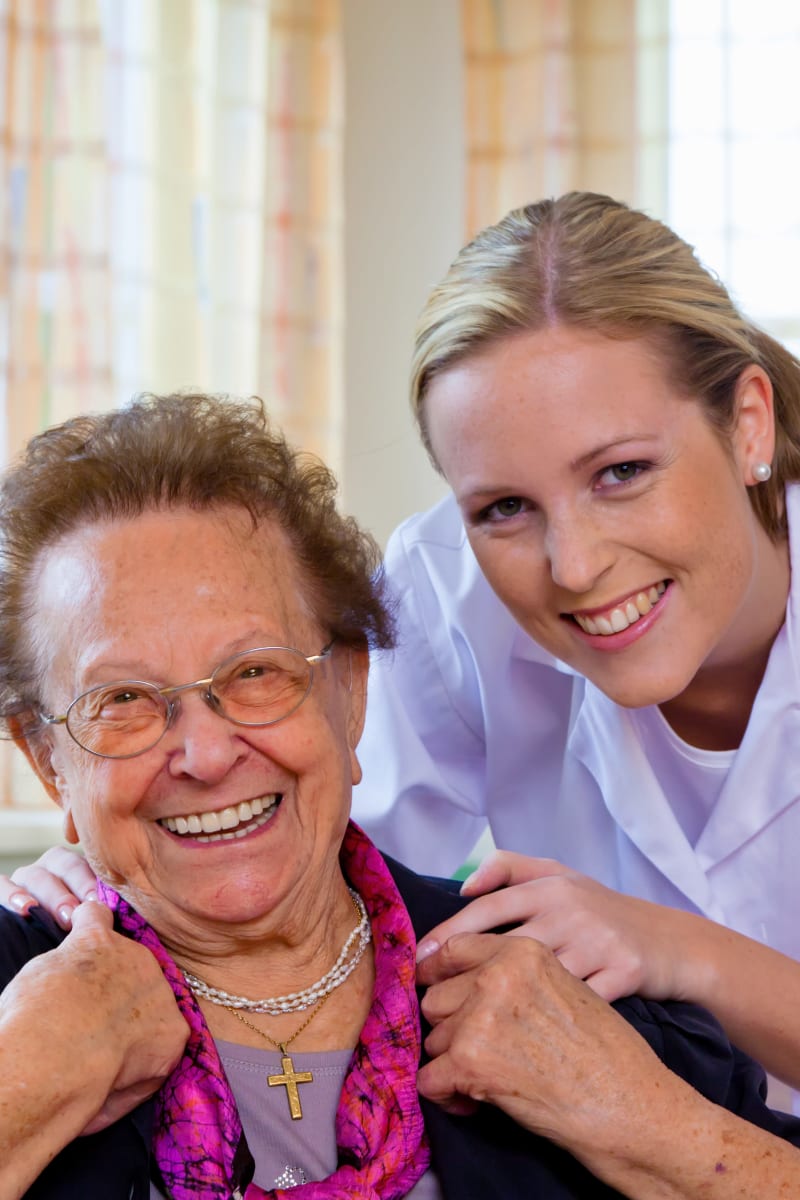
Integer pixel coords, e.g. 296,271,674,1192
0,0,342,465
0,0,342,812
667,0,800,355
460,0,669,236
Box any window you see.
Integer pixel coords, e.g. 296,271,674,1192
668,0,800,353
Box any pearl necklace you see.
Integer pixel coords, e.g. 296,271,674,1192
183,888,371,1015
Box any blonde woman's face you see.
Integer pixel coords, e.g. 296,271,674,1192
426,325,783,711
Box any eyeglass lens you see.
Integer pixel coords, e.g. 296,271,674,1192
66,647,315,757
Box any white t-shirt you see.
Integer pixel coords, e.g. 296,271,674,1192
632,704,735,848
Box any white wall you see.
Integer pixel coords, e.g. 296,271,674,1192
341,0,462,546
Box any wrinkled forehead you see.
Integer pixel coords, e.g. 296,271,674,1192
26,506,320,689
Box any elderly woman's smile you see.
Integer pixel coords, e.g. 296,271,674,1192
157,793,280,841
29,506,365,944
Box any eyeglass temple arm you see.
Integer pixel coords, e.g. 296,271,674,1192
308,640,335,665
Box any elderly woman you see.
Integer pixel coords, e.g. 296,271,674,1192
2,394,800,1200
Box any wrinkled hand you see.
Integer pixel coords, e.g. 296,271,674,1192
0,845,97,929
1,899,189,1133
417,932,672,1155
417,851,692,1003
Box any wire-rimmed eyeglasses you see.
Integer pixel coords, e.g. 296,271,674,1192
39,642,334,760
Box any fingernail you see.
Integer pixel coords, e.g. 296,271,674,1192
58,905,76,928
9,891,33,913
416,939,440,963
85,889,99,903
459,867,482,893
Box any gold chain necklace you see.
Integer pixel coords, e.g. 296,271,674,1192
225,991,333,1120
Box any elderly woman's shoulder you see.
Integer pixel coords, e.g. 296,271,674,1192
390,853,800,1150
0,905,67,985
382,853,469,940
613,993,800,1142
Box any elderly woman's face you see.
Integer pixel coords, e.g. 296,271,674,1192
26,507,367,941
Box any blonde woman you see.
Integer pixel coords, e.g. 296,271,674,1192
356,192,800,1100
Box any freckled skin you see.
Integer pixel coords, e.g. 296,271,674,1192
417,932,800,1197
1,506,379,1193
27,506,368,969
426,326,790,745
0,900,189,1192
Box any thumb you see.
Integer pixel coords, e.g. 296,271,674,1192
68,898,113,935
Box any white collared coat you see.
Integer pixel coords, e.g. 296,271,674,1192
353,488,800,958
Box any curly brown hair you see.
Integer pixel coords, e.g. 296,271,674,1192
0,392,394,729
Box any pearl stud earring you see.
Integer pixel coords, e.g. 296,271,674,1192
752,461,772,483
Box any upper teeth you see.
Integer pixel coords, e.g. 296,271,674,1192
160,795,278,840
574,582,667,636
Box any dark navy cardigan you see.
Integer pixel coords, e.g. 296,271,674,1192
4,855,800,1199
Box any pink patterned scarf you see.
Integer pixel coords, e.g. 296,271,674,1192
98,822,430,1198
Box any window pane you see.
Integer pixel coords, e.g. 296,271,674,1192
668,1,800,333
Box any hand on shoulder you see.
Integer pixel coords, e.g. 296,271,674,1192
417,850,704,1003
0,845,98,929
1,898,188,1134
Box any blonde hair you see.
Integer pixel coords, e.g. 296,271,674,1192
412,192,800,539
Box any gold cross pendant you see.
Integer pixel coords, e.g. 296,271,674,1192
268,1049,313,1120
